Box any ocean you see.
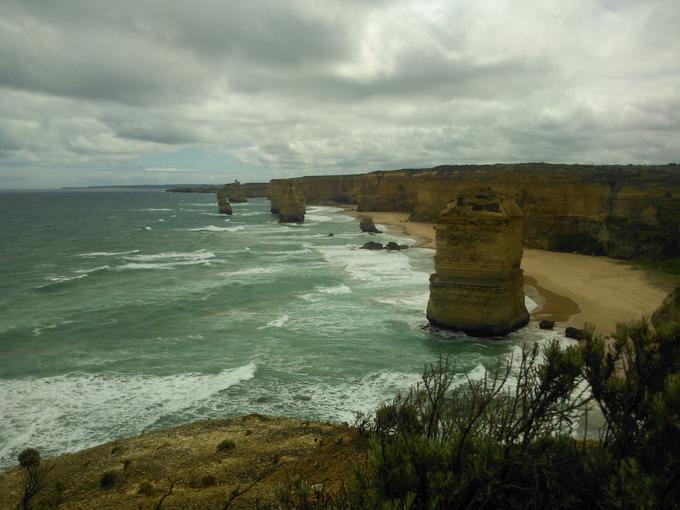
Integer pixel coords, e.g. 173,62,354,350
0,190,562,468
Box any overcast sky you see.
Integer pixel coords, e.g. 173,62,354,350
1,0,678,188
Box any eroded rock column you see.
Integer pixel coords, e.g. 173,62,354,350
216,190,233,215
426,187,529,336
278,183,306,223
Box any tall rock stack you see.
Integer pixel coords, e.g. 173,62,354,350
426,187,529,337
216,190,233,215
229,180,248,203
278,183,306,223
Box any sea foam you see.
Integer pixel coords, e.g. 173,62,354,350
0,363,256,468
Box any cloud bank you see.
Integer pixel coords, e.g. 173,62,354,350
0,0,678,187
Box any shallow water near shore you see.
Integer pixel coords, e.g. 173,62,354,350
0,190,566,468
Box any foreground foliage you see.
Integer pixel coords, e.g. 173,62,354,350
270,320,680,510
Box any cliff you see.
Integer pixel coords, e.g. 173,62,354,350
227,180,248,202
0,415,362,510
269,174,361,213
269,164,680,260
277,182,306,223
167,182,270,196
426,188,529,336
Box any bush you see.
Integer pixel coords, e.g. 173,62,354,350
99,470,117,489
266,320,680,509
17,448,45,510
216,439,236,453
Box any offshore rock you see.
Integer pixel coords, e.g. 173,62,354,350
216,190,233,215
228,179,248,203
385,241,407,251
652,283,680,328
539,320,555,330
278,182,306,223
361,241,384,250
359,217,382,233
426,188,529,337
565,326,585,340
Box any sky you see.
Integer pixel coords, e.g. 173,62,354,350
0,0,679,188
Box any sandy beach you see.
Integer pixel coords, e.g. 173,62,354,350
348,209,676,335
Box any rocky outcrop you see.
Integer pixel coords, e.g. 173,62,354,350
228,180,248,203
565,326,585,340
426,188,529,337
216,190,233,215
277,183,306,223
359,217,382,233
652,283,680,328
361,241,384,250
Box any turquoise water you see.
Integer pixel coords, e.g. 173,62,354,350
0,190,558,467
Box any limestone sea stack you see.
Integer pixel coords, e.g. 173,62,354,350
216,190,233,215
426,187,529,337
278,182,306,223
229,179,248,203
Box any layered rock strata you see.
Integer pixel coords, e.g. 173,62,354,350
268,164,680,260
277,183,306,223
216,190,233,215
426,188,529,336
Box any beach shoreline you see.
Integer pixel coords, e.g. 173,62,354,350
341,208,675,335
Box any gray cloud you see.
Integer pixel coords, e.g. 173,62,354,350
0,0,678,187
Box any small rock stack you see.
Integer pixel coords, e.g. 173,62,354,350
426,187,529,337
278,182,306,223
216,190,233,215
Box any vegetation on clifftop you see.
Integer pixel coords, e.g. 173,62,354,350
8,319,680,509
271,320,680,510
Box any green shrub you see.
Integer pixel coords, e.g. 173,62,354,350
17,448,45,510
99,470,117,489
216,439,236,453
265,320,680,509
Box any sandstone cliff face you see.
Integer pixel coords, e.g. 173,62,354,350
277,182,306,223
270,175,360,213
408,164,680,260
227,180,248,203
268,164,680,260
426,188,529,336
216,190,233,215
356,170,427,212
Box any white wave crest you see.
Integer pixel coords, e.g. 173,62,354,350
78,250,140,257
258,314,290,329
0,363,256,468
189,225,234,232
124,250,215,262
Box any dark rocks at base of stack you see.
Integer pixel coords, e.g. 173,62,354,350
359,217,382,233
278,183,306,223
216,190,233,215
426,187,529,337
539,320,555,330
360,241,410,251
565,326,585,340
